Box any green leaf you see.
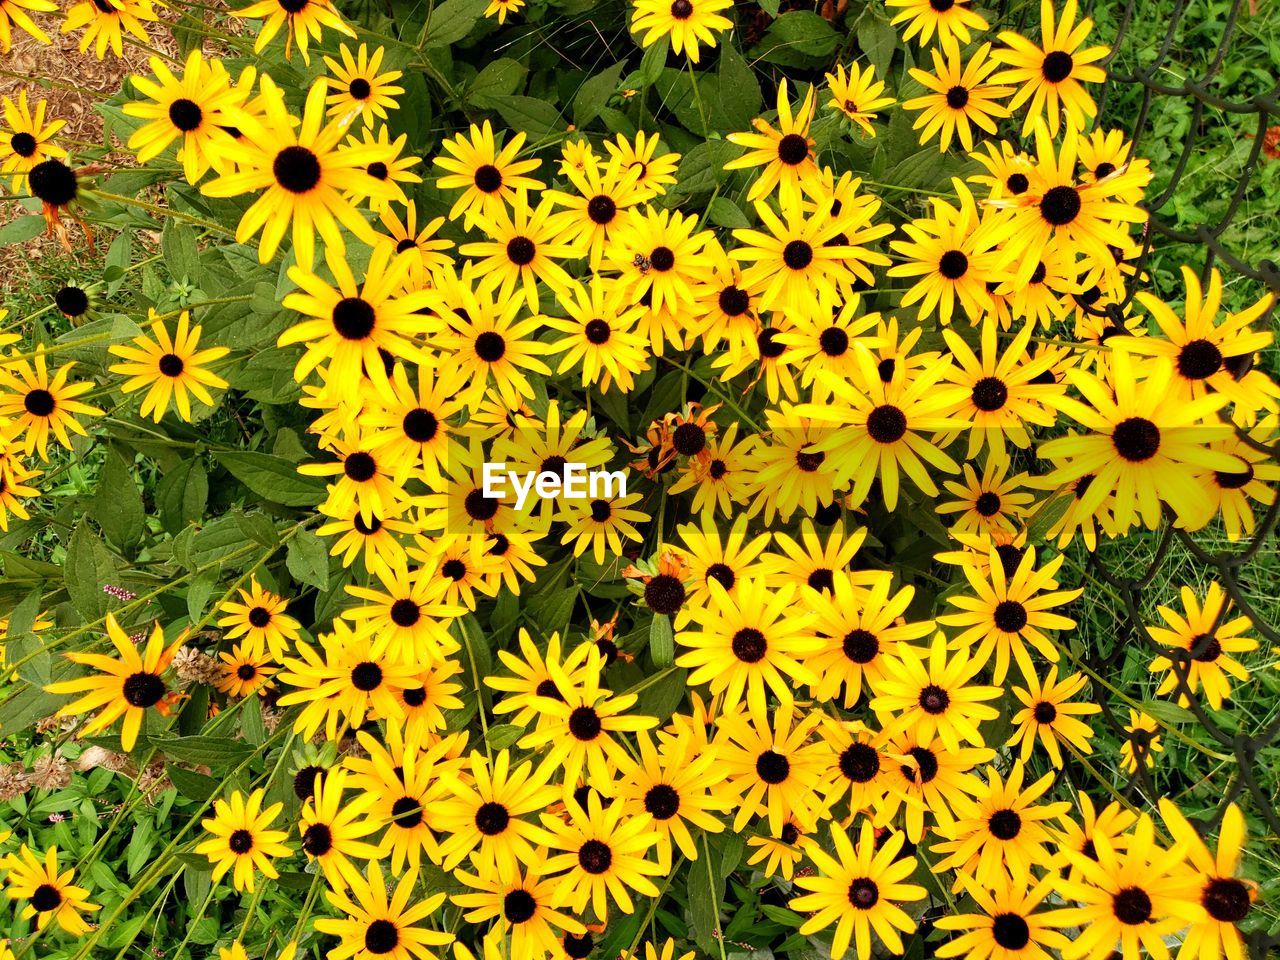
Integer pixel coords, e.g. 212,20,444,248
526,583,578,638
149,735,255,768
93,447,145,548
880,147,945,190
649,614,674,668
156,458,209,534
637,37,669,88
485,723,524,750
706,197,750,228
0,216,44,245
5,589,50,685
857,17,897,79
573,60,625,129
215,451,323,508
634,667,686,723
166,764,220,801
421,0,486,47
468,58,527,103
186,567,219,622
716,44,761,131
480,95,564,139
161,219,200,284
689,834,726,953
286,529,330,590
671,141,739,197
64,522,118,620
753,11,839,67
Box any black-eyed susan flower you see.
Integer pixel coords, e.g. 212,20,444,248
317,499,414,569
714,700,827,835
751,404,853,523
1039,352,1239,532
992,0,1109,136
1147,582,1257,710
931,763,1069,888
545,277,651,394
803,347,967,510
2,845,98,935
317,860,453,960
202,78,388,268
454,857,584,960
790,819,927,960
1123,266,1279,416
825,62,895,136
344,726,461,874
233,0,353,64
886,0,987,47
1203,420,1280,541
935,875,1072,960
942,321,1062,457
108,309,230,422
545,154,645,268
61,0,158,59
461,190,579,312
395,660,463,743
378,202,455,288
614,729,729,871
433,120,544,224
434,749,558,872
1119,708,1163,773
778,295,883,401
324,43,403,127
0,428,39,532
214,644,277,699
281,241,433,402
733,197,891,321
939,457,1035,535
903,38,1012,153
765,519,876,596
996,122,1149,285
939,547,1080,683
1159,799,1258,960
298,766,383,891
45,617,183,752
518,646,657,793
1052,813,1205,960
343,558,463,665
435,280,554,409
879,732,991,843
216,578,301,661
630,0,732,64
541,790,663,917
0,348,100,460
746,819,811,880
676,579,818,715
343,125,422,211
726,79,821,206
815,718,893,820
872,631,1001,751
1008,667,1100,767
483,0,524,23
195,789,291,893
300,431,405,527
1053,791,1137,877
805,572,934,708
602,131,679,200
359,362,465,486
1,92,64,191
888,180,1015,326
559,490,648,564
487,628,590,728
604,206,715,316
124,51,249,184
276,619,417,740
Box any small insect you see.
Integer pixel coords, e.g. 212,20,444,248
632,253,652,274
